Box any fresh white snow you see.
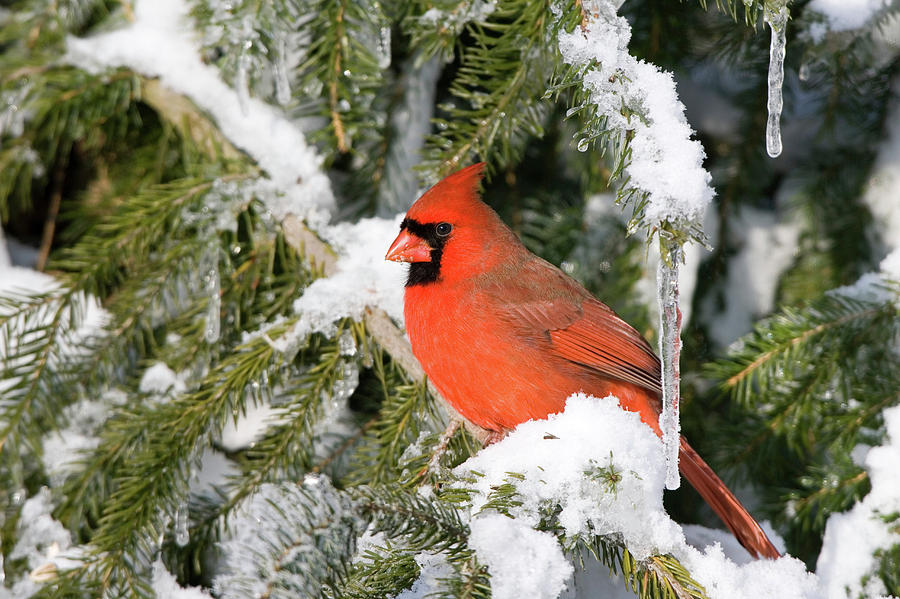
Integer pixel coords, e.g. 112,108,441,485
64,0,334,231
555,0,714,227
701,205,801,348
450,394,818,599
469,513,574,599
817,404,900,598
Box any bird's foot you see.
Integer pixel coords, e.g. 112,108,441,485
483,429,508,446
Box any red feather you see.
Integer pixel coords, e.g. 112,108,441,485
390,162,780,559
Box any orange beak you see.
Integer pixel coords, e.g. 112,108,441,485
385,229,433,263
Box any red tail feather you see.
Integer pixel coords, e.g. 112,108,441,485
679,437,781,559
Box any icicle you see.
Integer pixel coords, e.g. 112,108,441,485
236,42,252,116
273,34,292,106
202,246,221,343
376,25,392,69
332,360,360,403
0,84,31,138
174,506,190,547
338,329,357,357
657,239,683,490
764,3,788,158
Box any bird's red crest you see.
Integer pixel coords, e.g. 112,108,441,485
406,162,487,223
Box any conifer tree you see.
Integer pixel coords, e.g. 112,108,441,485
0,0,898,598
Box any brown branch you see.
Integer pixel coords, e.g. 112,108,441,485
142,79,244,163
329,3,349,153
36,164,64,271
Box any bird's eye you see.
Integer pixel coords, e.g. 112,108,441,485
435,222,452,237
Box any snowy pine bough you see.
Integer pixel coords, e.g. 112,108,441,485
1,0,900,598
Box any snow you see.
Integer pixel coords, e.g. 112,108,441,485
151,559,213,599
268,215,406,354
42,428,99,486
807,0,890,33
189,448,239,497
682,543,817,599
218,400,282,452
449,394,819,599
469,514,573,599
556,0,714,228
393,552,455,599
41,392,127,487
862,78,900,256
764,3,788,158
0,236,109,393
64,0,334,230
10,489,78,571
139,362,187,395
830,248,900,306
456,394,681,559
701,205,800,347
469,513,573,599
816,404,900,598
4,488,87,598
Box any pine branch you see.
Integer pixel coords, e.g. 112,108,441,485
788,461,869,534
710,291,897,406
0,288,95,457
87,326,291,593
693,0,765,24
416,0,562,179
404,0,498,63
201,326,362,531
213,479,360,599
349,353,439,485
577,536,709,599
356,484,471,553
336,545,421,599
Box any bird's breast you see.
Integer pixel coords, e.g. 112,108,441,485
403,283,596,432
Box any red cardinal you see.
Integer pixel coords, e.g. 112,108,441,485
385,162,780,560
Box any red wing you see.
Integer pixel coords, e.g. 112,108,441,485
506,298,662,394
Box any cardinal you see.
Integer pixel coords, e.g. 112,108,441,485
385,162,780,560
